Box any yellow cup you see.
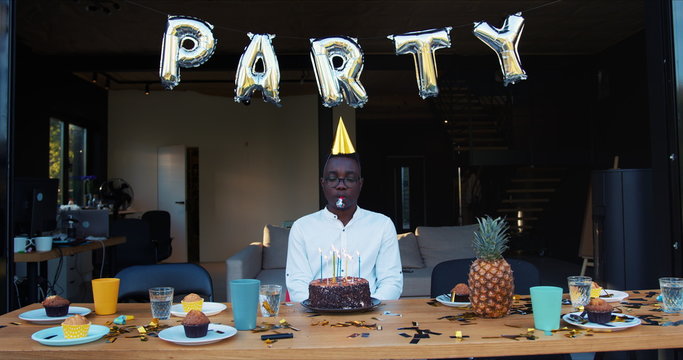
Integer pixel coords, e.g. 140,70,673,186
92,278,120,315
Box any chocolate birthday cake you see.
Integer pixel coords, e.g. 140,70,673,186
308,277,371,309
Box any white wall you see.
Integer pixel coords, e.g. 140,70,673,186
108,90,320,262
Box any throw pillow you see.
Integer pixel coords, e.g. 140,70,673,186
262,224,290,269
415,224,477,268
397,232,425,269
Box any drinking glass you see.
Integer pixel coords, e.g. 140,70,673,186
659,277,683,313
259,285,282,317
567,276,592,309
149,287,174,320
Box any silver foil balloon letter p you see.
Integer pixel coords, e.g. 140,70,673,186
309,36,368,108
159,16,217,90
234,33,282,106
473,12,527,86
388,28,452,99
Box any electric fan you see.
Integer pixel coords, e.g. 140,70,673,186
99,178,134,216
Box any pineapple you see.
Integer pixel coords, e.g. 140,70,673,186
468,216,514,318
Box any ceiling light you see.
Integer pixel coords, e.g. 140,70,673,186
144,84,150,95
91,72,97,84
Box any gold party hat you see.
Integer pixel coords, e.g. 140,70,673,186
331,117,356,155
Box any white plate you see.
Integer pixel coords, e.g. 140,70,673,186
598,289,629,303
31,325,109,346
562,312,641,331
435,294,470,307
19,306,92,324
170,302,227,317
158,324,237,345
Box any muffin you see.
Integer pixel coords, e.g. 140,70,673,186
451,283,470,302
42,295,70,317
61,314,91,339
585,298,613,324
181,293,204,312
181,310,210,338
590,282,603,299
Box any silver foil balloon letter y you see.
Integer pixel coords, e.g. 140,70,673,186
473,12,527,86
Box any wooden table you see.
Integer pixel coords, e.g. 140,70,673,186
0,291,680,359
0,292,683,359
13,237,126,303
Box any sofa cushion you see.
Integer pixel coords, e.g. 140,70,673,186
401,267,433,297
262,224,289,269
415,224,477,268
397,232,425,269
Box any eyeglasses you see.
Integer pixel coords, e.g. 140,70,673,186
323,176,359,187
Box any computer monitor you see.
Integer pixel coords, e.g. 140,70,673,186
13,178,59,237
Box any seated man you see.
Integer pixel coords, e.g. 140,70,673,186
285,118,403,302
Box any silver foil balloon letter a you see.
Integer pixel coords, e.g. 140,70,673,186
234,33,282,106
159,16,217,90
473,12,527,86
309,36,368,108
388,27,452,99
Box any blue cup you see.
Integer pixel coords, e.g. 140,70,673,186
230,279,261,330
530,286,563,333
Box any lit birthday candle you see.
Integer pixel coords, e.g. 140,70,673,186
357,250,361,278
319,248,323,281
323,255,329,284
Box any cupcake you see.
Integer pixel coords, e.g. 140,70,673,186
182,310,210,338
61,314,91,339
181,293,204,312
585,298,613,324
450,283,470,302
42,295,70,317
590,282,603,299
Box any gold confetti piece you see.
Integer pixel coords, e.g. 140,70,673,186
106,337,117,343
137,326,147,334
321,320,329,326
149,318,159,327
527,328,535,332
504,324,521,328
371,317,383,321
279,319,287,324
513,295,520,300
455,331,462,338
264,339,276,344
10,322,21,325
140,336,148,342
578,306,584,312
377,325,382,331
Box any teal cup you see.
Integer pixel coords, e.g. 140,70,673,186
530,286,563,333
230,279,261,330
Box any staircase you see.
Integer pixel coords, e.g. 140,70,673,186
496,166,565,234
432,80,508,152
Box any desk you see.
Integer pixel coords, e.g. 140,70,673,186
13,237,126,303
0,291,680,359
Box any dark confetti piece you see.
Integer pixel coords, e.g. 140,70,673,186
414,333,430,339
412,321,418,326
10,322,21,326
632,290,640,293
0,325,6,329
628,298,647,301
450,335,470,338
43,334,57,339
425,330,442,335
398,333,411,338
646,292,657,298
397,326,418,330
347,333,360,338
409,338,420,344
427,300,438,306
106,337,117,343
216,330,225,334
361,333,369,337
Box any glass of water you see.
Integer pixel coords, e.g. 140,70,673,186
149,287,174,320
659,277,683,313
567,276,592,309
259,284,282,317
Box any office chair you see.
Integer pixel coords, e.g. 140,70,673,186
142,210,172,262
115,263,214,302
430,258,541,297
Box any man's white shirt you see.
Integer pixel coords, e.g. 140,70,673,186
285,207,403,302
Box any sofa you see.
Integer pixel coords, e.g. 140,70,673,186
225,223,478,300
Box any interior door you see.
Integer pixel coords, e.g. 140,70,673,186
158,145,187,262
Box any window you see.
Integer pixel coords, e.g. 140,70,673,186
49,118,88,205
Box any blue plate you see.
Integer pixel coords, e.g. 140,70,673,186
31,325,110,346
19,306,92,324
158,324,237,345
